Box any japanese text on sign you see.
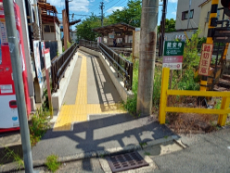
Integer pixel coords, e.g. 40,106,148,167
163,41,184,70
198,44,213,76
164,41,184,56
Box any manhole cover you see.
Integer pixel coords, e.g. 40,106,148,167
106,151,149,172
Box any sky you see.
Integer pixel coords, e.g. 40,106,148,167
47,0,178,29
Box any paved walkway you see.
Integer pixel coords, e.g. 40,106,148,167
31,50,174,161
53,51,126,131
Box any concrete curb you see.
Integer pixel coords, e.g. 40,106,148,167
142,135,179,149
0,135,177,173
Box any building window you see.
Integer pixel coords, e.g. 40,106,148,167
44,25,50,32
44,25,55,33
182,9,194,20
50,26,55,32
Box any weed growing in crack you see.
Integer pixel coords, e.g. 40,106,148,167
45,155,60,173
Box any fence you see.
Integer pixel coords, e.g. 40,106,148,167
99,42,133,91
79,40,99,51
51,43,78,92
159,68,230,127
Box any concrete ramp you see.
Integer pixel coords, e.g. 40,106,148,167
53,51,126,131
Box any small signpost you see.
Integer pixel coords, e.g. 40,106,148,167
44,49,53,117
163,41,185,88
163,41,184,70
198,44,213,76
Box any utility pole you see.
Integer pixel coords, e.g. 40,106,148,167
159,0,168,56
65,0,69,22
100,1,104,27
187,0,192,29
137,0,159,116
3,0,34,172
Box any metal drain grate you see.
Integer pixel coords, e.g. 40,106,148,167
106,151,149,172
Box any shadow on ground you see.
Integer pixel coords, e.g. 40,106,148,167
32,114,175,172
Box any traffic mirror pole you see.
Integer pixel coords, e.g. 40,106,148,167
3,0,34,172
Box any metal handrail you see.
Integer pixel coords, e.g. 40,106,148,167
99,42,133,90
99,45,128,76
79,40,99,51
79,39,133,90
51,43,78,92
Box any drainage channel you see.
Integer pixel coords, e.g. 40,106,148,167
105,151,149,172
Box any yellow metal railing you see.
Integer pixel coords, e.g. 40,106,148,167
159,68,230,126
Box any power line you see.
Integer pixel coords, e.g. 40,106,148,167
78,0,103,21
57,13,92,16
104,0,123,12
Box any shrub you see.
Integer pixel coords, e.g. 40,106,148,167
183,30,200,70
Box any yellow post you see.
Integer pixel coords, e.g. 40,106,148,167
220,43,229,65
200,0,218,91
218,97,230,126
159,68,170,124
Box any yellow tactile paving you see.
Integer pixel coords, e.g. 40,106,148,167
53,54,127,131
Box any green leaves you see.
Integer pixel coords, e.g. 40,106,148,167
183,30,200,70
76,0,142,41
108,0,142,27
158,18,176,33
76,14,102,41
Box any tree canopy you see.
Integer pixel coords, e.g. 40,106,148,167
158,18,176,33
76,0,176,41
76,0,142,41
108,0,142,27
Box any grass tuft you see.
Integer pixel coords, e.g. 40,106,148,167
45,155,60,172
29,108,51,146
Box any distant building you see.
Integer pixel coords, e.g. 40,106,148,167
198,0,228,38
37,1,62,55
70,30,77,43
175,0,202,31
93,23,135,47
166,0,229,41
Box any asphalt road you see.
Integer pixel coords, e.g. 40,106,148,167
153,128,230,173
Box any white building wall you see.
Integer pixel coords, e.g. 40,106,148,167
55,23,61,41
44,33,56,41
175,0,206,30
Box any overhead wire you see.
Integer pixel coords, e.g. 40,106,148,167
104,0,123,13
78,0,104,21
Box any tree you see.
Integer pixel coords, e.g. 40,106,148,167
158,18,176,33
76,0,142,41
76,14,101,41
108,0,142,27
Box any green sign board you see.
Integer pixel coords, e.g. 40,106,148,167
163,41,185,56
